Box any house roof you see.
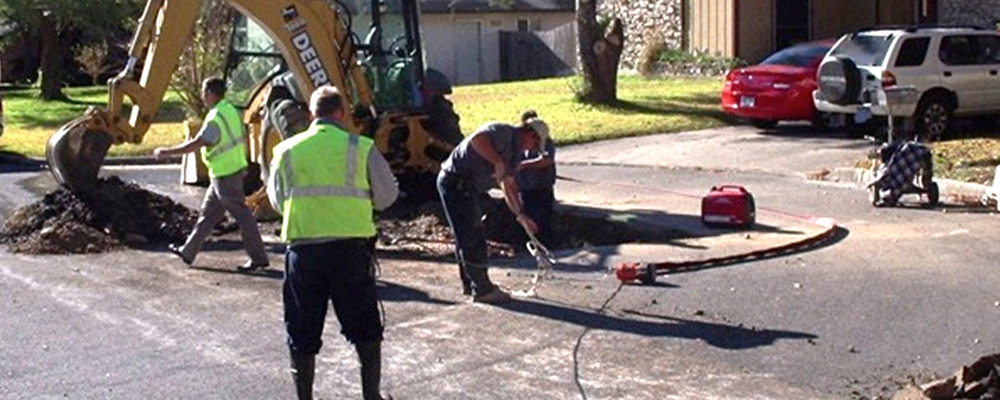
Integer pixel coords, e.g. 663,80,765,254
420,0,575,14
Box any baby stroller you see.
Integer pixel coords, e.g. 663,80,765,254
866,140,939,207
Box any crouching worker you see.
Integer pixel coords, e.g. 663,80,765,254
437,116,549,304
267,86,399,400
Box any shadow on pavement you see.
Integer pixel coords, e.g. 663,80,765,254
499,297,817,350
377,280,458,305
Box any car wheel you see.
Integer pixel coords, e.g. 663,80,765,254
812,111,841,131
749,118,778,130
843,117,872,139
818,56,862,105
915,95,952,141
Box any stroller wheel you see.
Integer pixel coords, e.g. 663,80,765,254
868,183,881,206
927,182,940,206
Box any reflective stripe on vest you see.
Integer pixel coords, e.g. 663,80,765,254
275,123,374,241
200,100,247,178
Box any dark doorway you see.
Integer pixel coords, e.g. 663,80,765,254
775,0,810,51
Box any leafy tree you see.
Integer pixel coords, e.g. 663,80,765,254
0,0,142,100
577,0,625,104
75,42,121,86
170,0,235,120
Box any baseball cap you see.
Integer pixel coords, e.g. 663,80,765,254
524,118,549,150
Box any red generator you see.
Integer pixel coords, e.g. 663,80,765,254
701,185,756,228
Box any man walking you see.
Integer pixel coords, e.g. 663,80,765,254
437,116,548,303
268,85,398,400
154,77,269,271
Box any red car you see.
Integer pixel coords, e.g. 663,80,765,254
721,40,835,130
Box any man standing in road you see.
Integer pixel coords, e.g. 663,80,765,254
154,77,269,272
268,85,398,400
437,116,548,304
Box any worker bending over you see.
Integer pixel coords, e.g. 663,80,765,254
437,116,549,304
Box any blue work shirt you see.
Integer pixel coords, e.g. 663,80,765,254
516,140,556,191
440,122,519,193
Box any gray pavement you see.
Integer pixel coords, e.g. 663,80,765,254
3,125,1000,400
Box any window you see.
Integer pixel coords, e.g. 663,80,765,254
939,35,978,66
975,35,1000,64
894,37,930,67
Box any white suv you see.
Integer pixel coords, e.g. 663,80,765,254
813,25,1000,140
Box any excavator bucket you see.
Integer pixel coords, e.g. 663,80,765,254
46,117,112,193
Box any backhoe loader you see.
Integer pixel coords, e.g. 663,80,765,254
46,0,462,200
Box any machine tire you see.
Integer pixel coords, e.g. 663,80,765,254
927,182,940,206
749,118,778,130
914,94,952,141
817,56,862,105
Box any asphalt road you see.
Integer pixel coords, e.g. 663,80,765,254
2,124,999,400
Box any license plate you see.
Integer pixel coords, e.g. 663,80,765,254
739,96,755,108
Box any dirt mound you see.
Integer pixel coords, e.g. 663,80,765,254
0,176,196,254
376,197,682,258
894,354,1000,400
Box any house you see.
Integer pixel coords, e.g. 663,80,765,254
419,0,576,85
604,0,1000,69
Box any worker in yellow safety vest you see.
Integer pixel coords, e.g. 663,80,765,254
267,85,398,400
153,76,269,271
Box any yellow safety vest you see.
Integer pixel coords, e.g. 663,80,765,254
200,100,247,178
272,122,375,241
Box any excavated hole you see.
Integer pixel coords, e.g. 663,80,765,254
1,178,680,256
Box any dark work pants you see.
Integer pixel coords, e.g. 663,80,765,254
436,171,496,296
284,239,383,355
520,187,554,247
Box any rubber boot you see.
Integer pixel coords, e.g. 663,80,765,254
356,341,388,400
290,351,315,400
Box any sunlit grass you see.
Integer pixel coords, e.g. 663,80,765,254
451,75,733,145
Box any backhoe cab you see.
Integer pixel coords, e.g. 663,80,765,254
46,0,461,196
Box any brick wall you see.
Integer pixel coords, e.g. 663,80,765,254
938,0,1000,28
597,0,684,69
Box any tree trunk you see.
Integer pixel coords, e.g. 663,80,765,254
577,0,625,104
38,13,67,101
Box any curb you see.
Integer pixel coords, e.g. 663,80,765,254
821,167,993,202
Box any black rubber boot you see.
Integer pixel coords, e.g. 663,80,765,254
356,341,389,400
290,351,315,400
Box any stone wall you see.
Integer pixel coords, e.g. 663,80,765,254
597,0,684,69
938,0,1000,28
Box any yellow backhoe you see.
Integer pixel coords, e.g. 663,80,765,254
46,0,462,199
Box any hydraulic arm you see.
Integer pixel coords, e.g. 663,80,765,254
47,0,378,192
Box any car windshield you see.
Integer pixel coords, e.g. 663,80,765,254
760,43,831,67
829,33,894,66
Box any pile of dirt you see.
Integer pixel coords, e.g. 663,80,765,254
0,176,196,254
377,197,682,258
893,354,1000,400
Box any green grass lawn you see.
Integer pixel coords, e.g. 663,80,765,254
1,76,731,158
0,86,188,157
451,75,735,145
